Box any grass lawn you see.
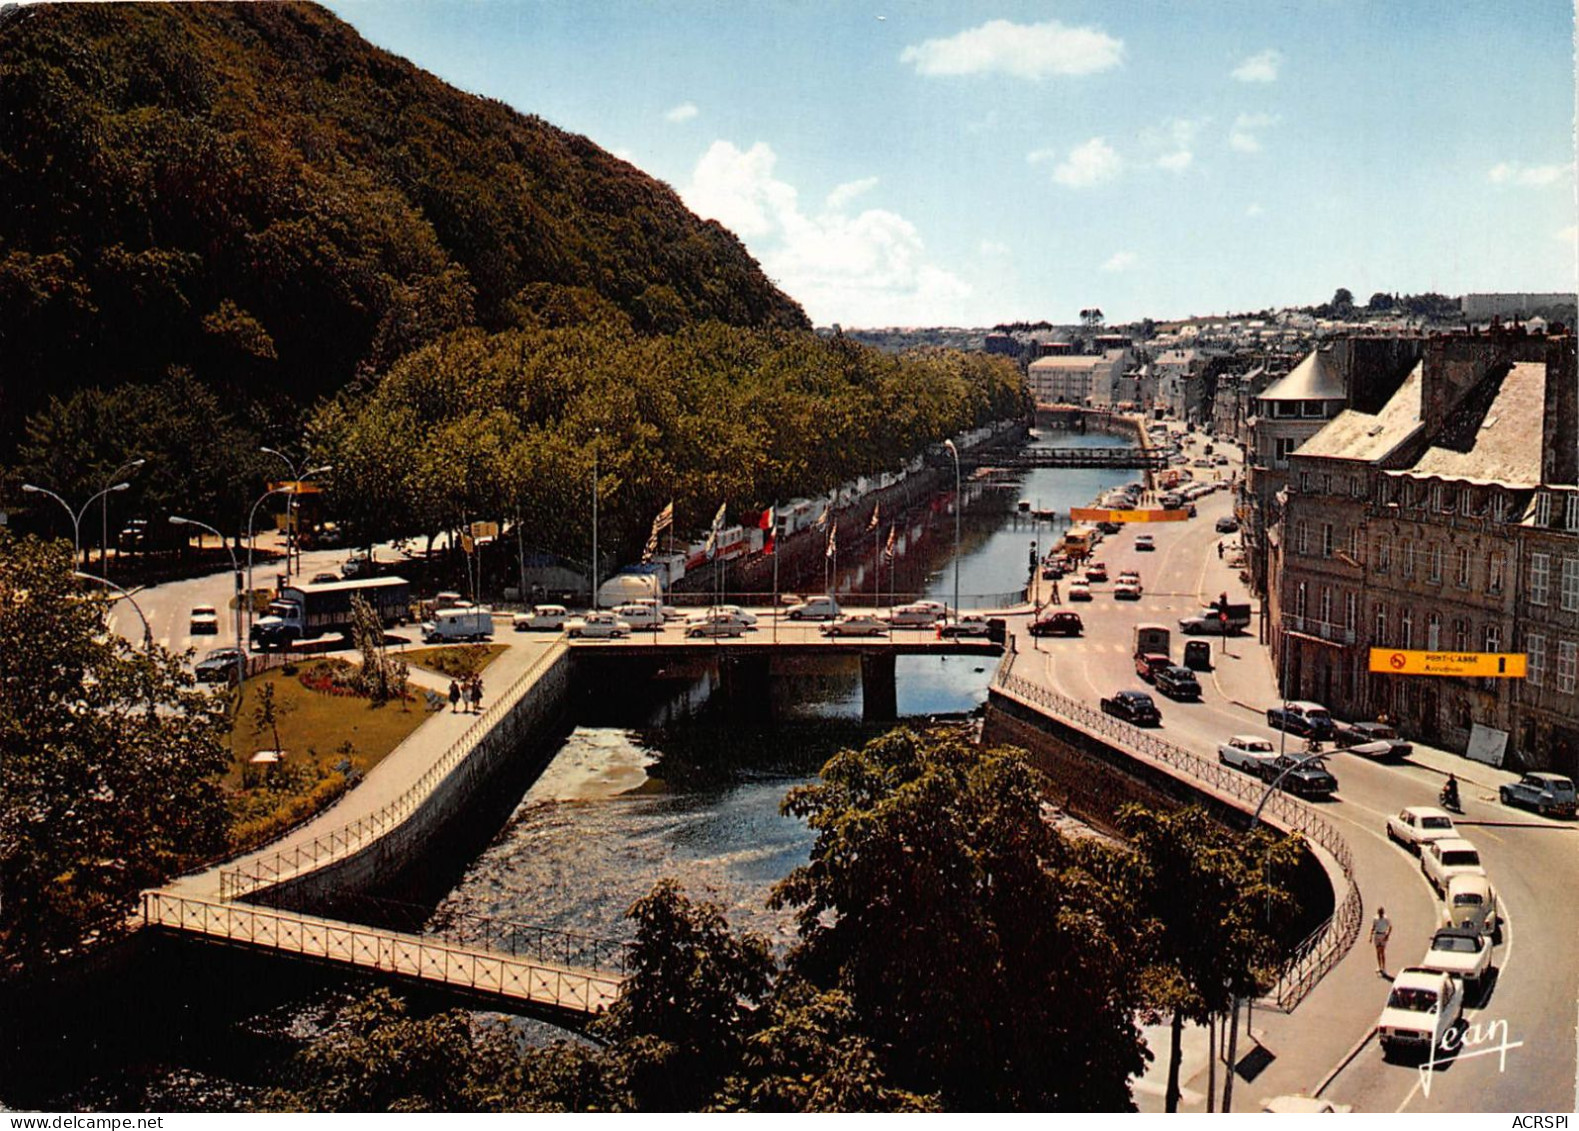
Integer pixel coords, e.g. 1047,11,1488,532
223,661,433,852
400,643,508,682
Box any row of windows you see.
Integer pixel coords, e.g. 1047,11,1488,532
1296,471,1579,533
1364,602,1504,655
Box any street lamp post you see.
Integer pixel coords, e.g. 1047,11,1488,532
943,439,961,623
23,481,132,567
259,446,315,579
170,515,244,684
99,458,146,574
245,466,331,630
73,570,157,715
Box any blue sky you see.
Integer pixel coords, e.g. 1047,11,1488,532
326,1,1577,327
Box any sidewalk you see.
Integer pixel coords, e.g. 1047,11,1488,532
166,634,565,901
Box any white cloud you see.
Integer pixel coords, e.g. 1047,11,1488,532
1246,202,1265,217
1053,138,1121,187
1488,162,1569,186
1143,117,1203,172
900,19,1123,80
1157,150,1193,172
1101,251,1138,272
1232,49,1283,83
664,102,699,123
682,140,970,325
1229,112,1279,153
1026,147,1058,165
825,176,879,212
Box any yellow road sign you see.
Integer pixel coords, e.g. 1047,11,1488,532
1368,649,1527,678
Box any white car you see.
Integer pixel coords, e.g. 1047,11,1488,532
566,611,631,639
1113,580,1143,600
1377,967,1463,1058
911,599,950,618
1440,872,1499,938
1421,837,1486,895
1386,806,1458,855
685,611,751,638
821,614,889,637
712,604,758,626
1135,534,1156,551
785,595,841,621
190,605,220,634
629,597,683,622
887,602,942,628
938,613,991,638
1218,735,1278,774
513,604,570,631
612,603,664,631
1420,927,1492,990
1066,581,1092,602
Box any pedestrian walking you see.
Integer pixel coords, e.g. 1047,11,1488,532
448,680,461,714
470,675,484,714
1050,579,1060,605
1370,906,1392,975
1217,541,1224,560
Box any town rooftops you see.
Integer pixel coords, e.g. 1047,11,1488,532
1296,362,1424,463
1029,354,1113,370
1258,349,1347,402
1398,360,1548,488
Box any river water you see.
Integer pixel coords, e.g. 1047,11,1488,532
1,426,1136,1111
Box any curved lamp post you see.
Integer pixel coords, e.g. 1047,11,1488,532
98,458,146,574
74,570,156,714
170,515,244,684
942,439,961,623
246,465,332,629
23,481,132,566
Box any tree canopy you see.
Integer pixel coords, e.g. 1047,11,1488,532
0,533,230,968
0,1,807,458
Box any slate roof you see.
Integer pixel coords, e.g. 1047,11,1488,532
1297,363,1424,463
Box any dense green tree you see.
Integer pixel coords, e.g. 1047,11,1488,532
771,728,1149,1110
0,533,230,968
1105,805,1303,1112
595,878,776,1112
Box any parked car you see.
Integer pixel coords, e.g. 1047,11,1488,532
309,572,340,585
1265,700,1334,739
1155,665,1201,701
822,614,889,637
1499,771,1577,818
1100,690,1161,726
1084,562,1109,583
938,614,990,638
1116,569,1141,586
1386,806,1458,855
189,605,220,634
684,611,748,638
1134,652,1171,682
1066,581,1092,601
194,646,246,684
1420,926,1492,991
1333,720,1413,759
1377,967,1463,1059
1218,735,1278,773
785,595,841,621
1260,753,1338,797
711,604,759,626
1421,837,1486,895
612,603,665,631
567,611,632,639
629,597,683,622
1029,611,1084,637
1135,534,1156,551
887,602,943,628
1214,516,1240,533
1441,872,1499,938
513,604,570,631
1096,521,1122,535
1113,580,1143,600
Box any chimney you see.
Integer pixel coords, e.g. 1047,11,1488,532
1542,335,1578,486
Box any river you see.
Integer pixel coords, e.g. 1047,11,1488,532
0,426,1137,1111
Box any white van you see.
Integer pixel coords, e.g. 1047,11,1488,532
422,604,494,642
785,595,841,621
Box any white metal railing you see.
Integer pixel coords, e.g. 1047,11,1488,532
219,643,567,901
989,661,1361,1010
143,890,622,1014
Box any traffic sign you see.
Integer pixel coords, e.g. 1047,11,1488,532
1367,649,1527,678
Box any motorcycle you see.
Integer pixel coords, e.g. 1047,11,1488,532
1439,784,1462,813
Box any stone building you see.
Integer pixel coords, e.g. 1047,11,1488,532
1273,329,1578,773
1026,349,1130,407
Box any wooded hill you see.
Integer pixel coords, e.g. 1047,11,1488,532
0,2,809,454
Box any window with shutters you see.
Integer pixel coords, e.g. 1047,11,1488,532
1558,641,1577,694
1527,633,1546,687
1562,558,1579,612
1531,553,1551,606
1567,494,1579,532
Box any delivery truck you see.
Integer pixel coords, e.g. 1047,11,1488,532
251,576,411,649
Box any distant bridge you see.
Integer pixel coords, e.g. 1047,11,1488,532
964,447,1167,470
